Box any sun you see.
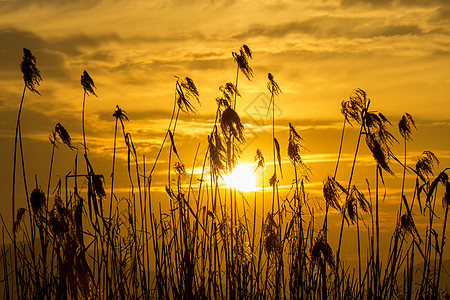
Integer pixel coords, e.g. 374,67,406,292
223,164,257,192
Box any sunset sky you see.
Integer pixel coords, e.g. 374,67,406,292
1,0,450,263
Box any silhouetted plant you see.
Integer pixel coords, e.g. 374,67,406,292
4,46,450,300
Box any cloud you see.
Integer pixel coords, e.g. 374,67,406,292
340,0,450,9
234,17,423,40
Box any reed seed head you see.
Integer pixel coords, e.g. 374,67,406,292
218,82,240,107
232,44,254,80
263,213,282,259
288,123,306,169
218,213,231,242
208,132,226,176
92,175,106,200
341,88,367,125
311,232,335,268
21,48,42,94
30,188,46,215
176,77,200,113
365,133,394,175
398,113,416,141
13,208,26,234
81,70,97,96
55,122,75,150
113,105,129,122
323,174,346,211
220,107,245,143
364,111,397,175
267,73,281,96
174,162,186,176
254,148,265,173
416,150,439,181
269,174,277,187
345,185,371,225
234,241,253,266
399,213,417,237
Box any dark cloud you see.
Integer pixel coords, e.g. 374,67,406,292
234,17,423,40
0,0,107,12
0,28,78,82
0,29,45,73
431,8,450,23
0,107,83,139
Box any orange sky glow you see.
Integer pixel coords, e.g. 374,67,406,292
1,0,450,269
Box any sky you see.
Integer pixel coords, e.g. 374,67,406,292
1,0,450,265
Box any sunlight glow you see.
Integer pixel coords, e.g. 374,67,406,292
223,164,257,192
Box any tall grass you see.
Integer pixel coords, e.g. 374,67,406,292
2,46,450,300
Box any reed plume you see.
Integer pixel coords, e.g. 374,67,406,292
176,77,200,113
288,122,306,170
21,48,42,95
55,122,76,150
323,175,346,212
416,150,439,182
13,208,26,234
311,231,335,269
398,112,416,141
30,188,46,216
232,44,253,81
255,148,265,173
81,70,97,97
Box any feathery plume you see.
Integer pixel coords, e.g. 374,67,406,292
208,131,226,176
55,122,75,150
113,105,129,122
344,185,371,225
232,44,253,80
323,174,346,211
416,151,439,181
21,48,42,94
220,107,245,143
30,188,46,215
234,241,253,266
288,123,306,170
174,162,186,176
92,175,106,200
217,82,240,107
364,111,397,175
267,73,281,96
176,77,200,113
13,208,26,234
254,149,265,173
399,213,421,242
311,231,335,268
263,212,282,259
341,88,367,126
398,113,416,141
269,174,277,187
81,70,97,96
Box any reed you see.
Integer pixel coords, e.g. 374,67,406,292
2,46,450,300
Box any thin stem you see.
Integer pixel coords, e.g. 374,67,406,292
399,137,407,215
336,119,364,269
11,85,26,297
334,118,347,179
375,165,380,298
82,91,87,156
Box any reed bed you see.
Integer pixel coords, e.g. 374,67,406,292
1,46,449,299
